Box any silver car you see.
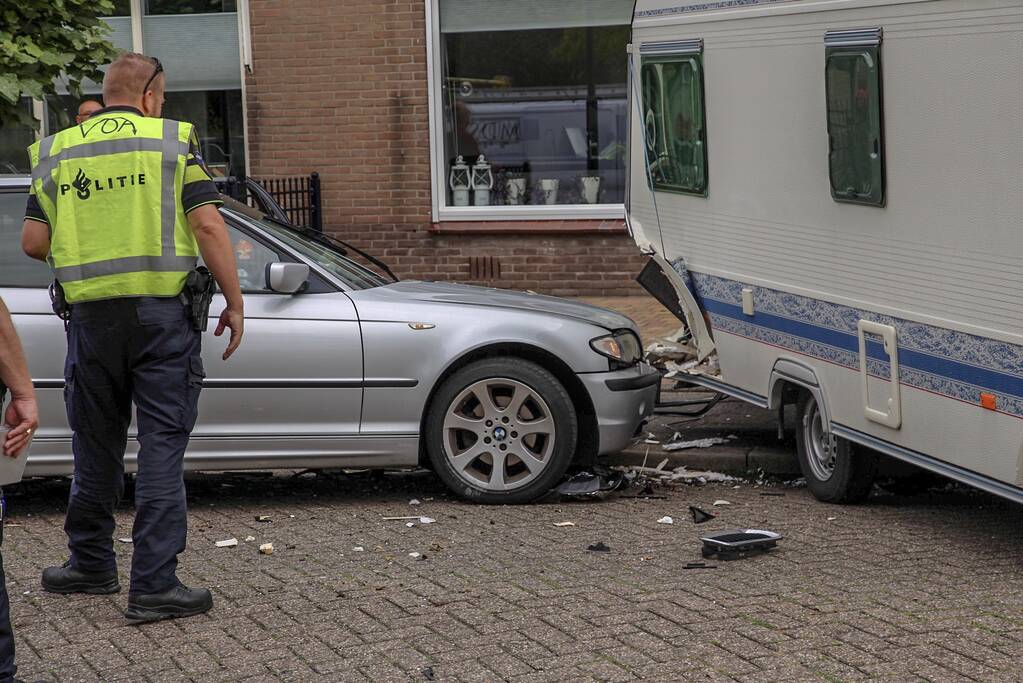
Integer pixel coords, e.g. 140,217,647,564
0,176,659,504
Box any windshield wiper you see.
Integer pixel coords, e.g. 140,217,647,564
263,216,399,282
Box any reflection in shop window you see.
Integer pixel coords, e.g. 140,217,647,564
0,98,35,174
145,0,236,14
439,1,633,208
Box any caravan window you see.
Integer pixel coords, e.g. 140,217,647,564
640,54,707,196
825,39,885,206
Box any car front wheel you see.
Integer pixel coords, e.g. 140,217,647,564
425,358,578,504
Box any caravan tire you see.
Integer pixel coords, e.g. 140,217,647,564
795,392,877,504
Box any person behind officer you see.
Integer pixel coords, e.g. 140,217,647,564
0,297,41,683
21,52,244,623
75,100,103,124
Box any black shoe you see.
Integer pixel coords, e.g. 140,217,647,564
124,584,213,624
41,561,120,595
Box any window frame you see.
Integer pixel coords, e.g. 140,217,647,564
423,0,626,222
638,41,709,198
824,28,886,208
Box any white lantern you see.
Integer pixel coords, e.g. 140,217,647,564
470,155,493,206
449,155,470,207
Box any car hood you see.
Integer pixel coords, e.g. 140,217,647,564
374,281,637,331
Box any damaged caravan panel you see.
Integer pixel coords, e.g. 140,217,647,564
628,0,1023,506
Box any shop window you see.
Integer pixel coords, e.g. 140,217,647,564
640,45,707,196
825,28,885,206
437,0,634,210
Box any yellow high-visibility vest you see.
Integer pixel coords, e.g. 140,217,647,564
28,111,200,303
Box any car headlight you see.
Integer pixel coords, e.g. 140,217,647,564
590,330,642,368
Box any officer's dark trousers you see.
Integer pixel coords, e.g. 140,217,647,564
63,297,203,596
0,492,17,683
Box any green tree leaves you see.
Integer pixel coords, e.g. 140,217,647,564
0,0,119,129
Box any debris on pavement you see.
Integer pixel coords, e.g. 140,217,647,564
409,499,421,505
662,437,732,452
700,529,782,561
616,465,739,486
655,458,670,471
684,562,717,570
244,535,256,542
215,538,238,548
409,552,426,561
555,469,626,498
827,517,837,521
383,515,422,521
117,537,132,544
586,541,611,553
259,543,274,555
406,522,416,528
713,500,731,506
553,521,575,527
353,546,364,552
656,516,674,525
255,515,272,523
421,666,436,681
689,506,716,524
419,517,436,524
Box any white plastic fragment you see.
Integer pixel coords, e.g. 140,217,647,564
409,499,421,506
827,517,837,521
383,515,422,521
406,522,415,528
244,535,256,542
215,538,238,548
259,543,274,555
117,537,132,544
713,500,731,506
353,546,365,552
656,516,674,525
553,521,575,527
663,437,731,452
408,552,425,561
419,517,436,524
655,458,670,471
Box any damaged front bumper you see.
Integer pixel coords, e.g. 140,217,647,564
578,362,660,455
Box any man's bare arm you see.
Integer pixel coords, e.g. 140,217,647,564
187,204,244,360
22,219,50,261
0,297,38,457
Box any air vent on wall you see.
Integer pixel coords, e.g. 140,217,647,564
469,256,501,281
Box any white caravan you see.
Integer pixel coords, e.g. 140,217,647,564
628,0,1023,503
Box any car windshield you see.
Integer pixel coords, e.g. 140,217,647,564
222,199,389,291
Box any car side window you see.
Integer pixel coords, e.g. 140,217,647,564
0,191,51,288
223,223,332,294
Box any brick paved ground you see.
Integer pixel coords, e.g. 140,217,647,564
7,468,1023,682
10,296,1023,682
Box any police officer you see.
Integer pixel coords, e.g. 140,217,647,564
21,52,244,623
0,296,41,683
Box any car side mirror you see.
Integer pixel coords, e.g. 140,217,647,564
266,262,310,294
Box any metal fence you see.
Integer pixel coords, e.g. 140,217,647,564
218,173,323,232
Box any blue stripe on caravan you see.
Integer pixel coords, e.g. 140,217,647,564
700,297,1023,400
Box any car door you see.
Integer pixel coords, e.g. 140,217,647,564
0,183,71,474
188,219,365,466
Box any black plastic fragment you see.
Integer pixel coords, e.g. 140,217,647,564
421,666,436,681
556,469,626,498
684,562,717,569
689,505,717,524
700,529,782,561
586,541,611,553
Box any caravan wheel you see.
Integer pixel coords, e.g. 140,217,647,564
795,392,877,503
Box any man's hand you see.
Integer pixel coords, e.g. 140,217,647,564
3,395,38,458
214,307,244,360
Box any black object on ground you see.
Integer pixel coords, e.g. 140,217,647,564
557,469,626,498
700,529,782,561
684,562,717,569
587,542,611,553
689,505,717,524
421,666,436,681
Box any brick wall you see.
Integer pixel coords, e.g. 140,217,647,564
245,0,645,296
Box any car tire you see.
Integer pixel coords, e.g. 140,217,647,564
425,358,578,505
795,391,876,504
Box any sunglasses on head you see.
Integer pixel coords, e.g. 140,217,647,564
142,56,163,95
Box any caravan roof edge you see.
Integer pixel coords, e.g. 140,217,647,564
633,0,935,28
